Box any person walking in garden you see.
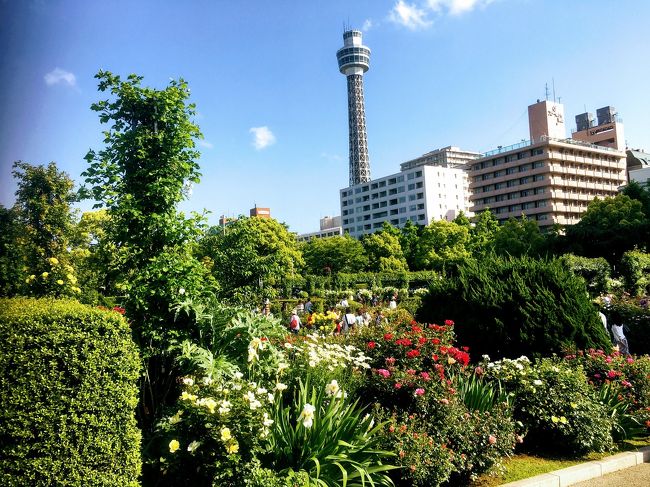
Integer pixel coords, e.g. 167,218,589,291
289,309,301,334
305,298,313,314
389,295,397,310
340,307,355,334
611,322,630,355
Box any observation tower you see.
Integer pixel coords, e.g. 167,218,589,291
337,30,371,186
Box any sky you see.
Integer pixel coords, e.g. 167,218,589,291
1,0,649,234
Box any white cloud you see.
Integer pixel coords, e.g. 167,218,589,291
320,152,343,161
427,0,494,16
44,68,76,87
362,19,374,32
388,1,432,30
198,140,214,149
249,126,276,150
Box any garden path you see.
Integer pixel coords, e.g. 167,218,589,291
572,463,650,486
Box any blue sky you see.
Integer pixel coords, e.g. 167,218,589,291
1,0,649,234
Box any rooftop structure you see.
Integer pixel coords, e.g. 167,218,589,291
400,146,481,171
296,215,343,242
337,29,371,186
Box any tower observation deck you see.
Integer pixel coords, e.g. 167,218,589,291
337,30,371,186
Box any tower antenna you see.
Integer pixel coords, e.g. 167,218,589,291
552,78,556,103
544,83,550,101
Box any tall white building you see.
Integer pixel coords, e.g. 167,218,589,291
340,151,475,238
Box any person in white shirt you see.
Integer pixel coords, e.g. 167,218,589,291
340,308,356,334
611,323,629,355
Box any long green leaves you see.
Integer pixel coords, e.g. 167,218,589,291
455,373,510,413
266,376,397,486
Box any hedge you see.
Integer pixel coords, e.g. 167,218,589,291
0,298,141,486
417,257,611,360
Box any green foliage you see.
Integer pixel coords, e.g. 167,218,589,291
0,206,24,296
201,217,303,304
485,357,613,455
413,219,471,271
418,256,611,360
302,235,368,275
0,298,141,486
469,210,499,256
455,373,510,413
493,215,545,258
82,71,216,444
619,250,650,296
564,194,648,263
265,377,397,486
362,230,408,272
398,219,422,270
560,253,612,296
3,161,80,298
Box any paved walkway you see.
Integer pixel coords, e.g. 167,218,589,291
572,463,650,486
501,447,650,486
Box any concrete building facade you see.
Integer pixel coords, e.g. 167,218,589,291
468,100,627,228
340,162,472,238
297,216,343,242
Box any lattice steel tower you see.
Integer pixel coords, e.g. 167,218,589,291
337,30,371,186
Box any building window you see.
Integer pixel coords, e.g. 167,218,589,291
407,173,415,180
415,170,422,177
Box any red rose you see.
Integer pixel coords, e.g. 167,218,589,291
367,341,376,349
444,319,454,326
384,333,393,341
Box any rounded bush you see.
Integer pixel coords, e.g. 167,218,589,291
0,298,141,486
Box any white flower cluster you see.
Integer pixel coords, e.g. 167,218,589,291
485,356,531,379
294,335,371,371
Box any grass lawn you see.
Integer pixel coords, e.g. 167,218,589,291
470,436,650,486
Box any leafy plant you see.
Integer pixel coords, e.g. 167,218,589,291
455,373,510,413
265,376,397,486
597,382,646,441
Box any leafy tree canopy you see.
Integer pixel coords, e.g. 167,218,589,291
202,217,303,303
413,219,471,271
302,235,368,275
362,228,408,272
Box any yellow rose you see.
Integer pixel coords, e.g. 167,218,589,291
48,257,59,265
168,439,180,453
220,427,232,442
226,441,239,454
41,272,49,278
56,280,64,285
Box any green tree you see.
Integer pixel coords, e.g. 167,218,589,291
0,206,23,296
564,195,647,262
302,235,367,275
493,215,545,257
413,219,471,271
469,209,499,256
82,71,216,442
399,219,421,270
362,229,408,272
202,217,304,303
8,161,79,297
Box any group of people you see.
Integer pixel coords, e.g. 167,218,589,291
287,300,388,335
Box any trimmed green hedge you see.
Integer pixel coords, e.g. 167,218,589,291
0,298,141,486
417,257,611,360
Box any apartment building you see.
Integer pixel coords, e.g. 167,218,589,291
468,100,627,227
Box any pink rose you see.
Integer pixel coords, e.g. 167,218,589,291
488,435,497,445
415,388,425,396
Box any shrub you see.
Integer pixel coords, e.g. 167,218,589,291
484,357,613,455
418,256,611,360
620,250,650,296
560,254,612,296
0,298,141,486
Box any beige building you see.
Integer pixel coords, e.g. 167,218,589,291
468,100,627,228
